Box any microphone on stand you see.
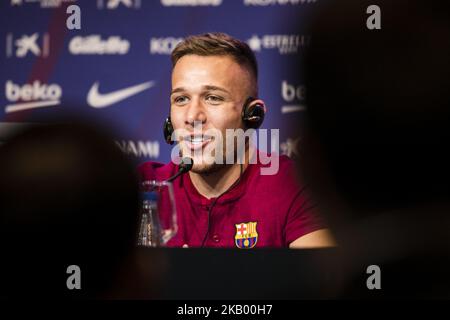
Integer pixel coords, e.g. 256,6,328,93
166,157,193,183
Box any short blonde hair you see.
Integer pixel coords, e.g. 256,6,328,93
171,32,258,96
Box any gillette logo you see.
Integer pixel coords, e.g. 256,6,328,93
4,80,62,113
69,35,130,55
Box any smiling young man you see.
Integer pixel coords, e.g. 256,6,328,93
139,33,334,248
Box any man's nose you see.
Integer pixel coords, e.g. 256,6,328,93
185,97,206,127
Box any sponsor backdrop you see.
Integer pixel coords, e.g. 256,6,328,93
1,0,318,163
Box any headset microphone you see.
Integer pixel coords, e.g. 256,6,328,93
166,157,193,183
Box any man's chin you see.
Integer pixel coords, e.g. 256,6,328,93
190,162,223,175
179,149,225,174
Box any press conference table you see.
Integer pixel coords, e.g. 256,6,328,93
3,246,448,299
136,247,341,299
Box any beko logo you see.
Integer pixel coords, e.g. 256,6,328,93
161,0,222,6
69,35,130,55
5,80,62,113
281,80,306,114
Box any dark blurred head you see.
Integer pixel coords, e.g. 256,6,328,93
0,121,140,298
300,0,450,224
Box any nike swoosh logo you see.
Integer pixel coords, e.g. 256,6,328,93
87,81,155,108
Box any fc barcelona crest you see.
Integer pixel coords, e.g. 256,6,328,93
235,222,258,249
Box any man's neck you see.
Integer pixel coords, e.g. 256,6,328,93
188,147,254,199
189,163,245,199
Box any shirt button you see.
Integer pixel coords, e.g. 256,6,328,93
212,234,220,243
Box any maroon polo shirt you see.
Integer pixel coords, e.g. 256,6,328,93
137,154,324,248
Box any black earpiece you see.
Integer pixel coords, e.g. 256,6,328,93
163,116,174,145
241,97,265,130
163,97,265,145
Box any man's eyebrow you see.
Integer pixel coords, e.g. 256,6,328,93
203,85,230,94
170,85,231,96
170,87,185,95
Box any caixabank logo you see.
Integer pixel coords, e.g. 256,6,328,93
4,80,62,113
280,136,301,158
97,0,141,9
5,33,50,58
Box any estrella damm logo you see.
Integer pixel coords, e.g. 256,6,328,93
235,222,258,249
